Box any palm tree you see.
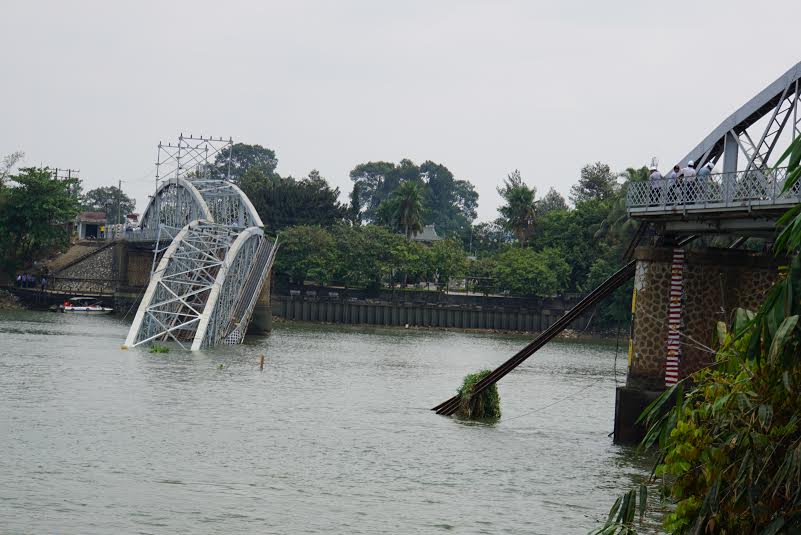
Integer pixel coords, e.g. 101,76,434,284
390,181,425,239
594,166,647,248
498,171,537,247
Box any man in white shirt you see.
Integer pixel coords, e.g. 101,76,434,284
678,160,697,203
648,165,663,205
680,160,697,179
666,164,680,203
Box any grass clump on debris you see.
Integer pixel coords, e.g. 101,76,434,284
456,369,501,420
149,344,170,354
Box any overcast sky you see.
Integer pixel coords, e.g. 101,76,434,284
2,0,800,222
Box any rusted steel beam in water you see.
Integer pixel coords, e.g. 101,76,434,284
432,235,701,416
432,261,636,416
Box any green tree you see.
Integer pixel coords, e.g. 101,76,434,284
273,225,336,284
350,158,478,235
570,161,617,203
210,143,278,185
81,185,136,224
494,247,570,297
0,151,24,188
467,256,497,295
242,168,347,232
388,236,428,287
348,182,363,226
538,187,568,215
0,167,81,274
349,161,399,223
497,170,537,247
531,200,610,292
593,167,647,254
470,219,511,256
420,160,477,237
330,224,400,291
429,238,468,289
454,179,479,221
385,181,425,239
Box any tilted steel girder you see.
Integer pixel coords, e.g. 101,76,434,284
124,221,274,350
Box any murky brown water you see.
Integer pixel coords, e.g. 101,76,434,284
0,311,660,534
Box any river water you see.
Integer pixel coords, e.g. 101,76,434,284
0,311,660,534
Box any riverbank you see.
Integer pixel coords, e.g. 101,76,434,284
270,315,622,344
0,289,24,310
271,291,604,336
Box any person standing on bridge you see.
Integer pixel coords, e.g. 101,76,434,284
697,161,714,178
696,161,713,201
679,160,697,178
648,165,663,205
678,160,697,203
666,164,680,204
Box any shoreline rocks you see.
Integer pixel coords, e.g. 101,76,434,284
0,289,25,310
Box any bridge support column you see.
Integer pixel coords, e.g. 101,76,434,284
614,246,780,443
112,241,129,288
248,271,273,335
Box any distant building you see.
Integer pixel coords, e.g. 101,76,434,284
411,224,442,243
76,212,107,240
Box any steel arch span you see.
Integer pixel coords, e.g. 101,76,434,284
124,221,276,350
138,177,263,237
124,135,276,350
138,177,213,237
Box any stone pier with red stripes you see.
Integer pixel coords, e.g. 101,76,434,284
613,245,781,443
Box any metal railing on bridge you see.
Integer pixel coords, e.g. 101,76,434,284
105,226,174,243
627,167,801,215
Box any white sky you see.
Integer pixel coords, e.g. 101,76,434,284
2,0,800,222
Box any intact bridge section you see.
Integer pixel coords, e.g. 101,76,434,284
431,60,801,441
123,136,278,351
616,61,801,442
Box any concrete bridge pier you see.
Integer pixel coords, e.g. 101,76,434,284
248,273,273,334
613,245,781,444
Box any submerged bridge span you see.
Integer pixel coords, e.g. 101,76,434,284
123,136,277,351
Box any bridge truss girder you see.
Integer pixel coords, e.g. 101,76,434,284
124,221,270,350
681,61,801,175
125,135,276,351
139,177,213,233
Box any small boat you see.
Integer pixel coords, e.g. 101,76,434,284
60,296,114,314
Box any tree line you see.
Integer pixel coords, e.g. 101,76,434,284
198,144,644,328
0,153,138,275
0,143,644,328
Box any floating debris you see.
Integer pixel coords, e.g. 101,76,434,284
456,369,501,420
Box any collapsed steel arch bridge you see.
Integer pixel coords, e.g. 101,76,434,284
124,135,278,351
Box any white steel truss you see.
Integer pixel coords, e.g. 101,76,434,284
124,135,276,351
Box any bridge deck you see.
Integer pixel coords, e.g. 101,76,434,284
627,167,800,219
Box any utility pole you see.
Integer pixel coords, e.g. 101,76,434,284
51,168,81,197
118,179,122,226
